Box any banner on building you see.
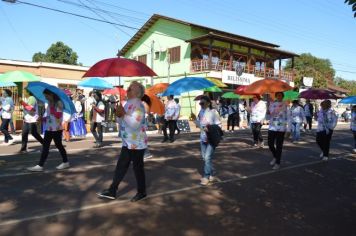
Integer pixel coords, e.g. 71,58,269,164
221,70,261,85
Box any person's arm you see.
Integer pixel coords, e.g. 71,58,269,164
20,101,35,111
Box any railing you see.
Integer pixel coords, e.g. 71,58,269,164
190,59,294,82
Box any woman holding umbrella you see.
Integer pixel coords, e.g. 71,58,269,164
0,89,14,145
27,89,69,171
268,92,290,170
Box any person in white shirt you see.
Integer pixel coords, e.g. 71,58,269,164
174,98,181,134
162,95,178,143
0,89,14,145
98,81,148,202
316,100,338,161
247,95,266,147
289,100,306,143
196,95,221,186
268,92,290,170
303,99,314,131
90,91,105,148
19,90,44,153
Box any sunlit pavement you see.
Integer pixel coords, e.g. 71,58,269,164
0,124,355,236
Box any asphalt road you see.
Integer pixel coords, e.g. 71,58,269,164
0,125,355,236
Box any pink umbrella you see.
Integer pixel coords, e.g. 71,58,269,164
63,89,72,96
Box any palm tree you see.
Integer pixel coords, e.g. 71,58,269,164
345,0,356,17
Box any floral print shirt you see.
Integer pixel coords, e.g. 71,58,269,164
268,101,290,132
317,108,338,133
250,100,266,123
119,98,147,150
197,108,221,142
45,102,63,131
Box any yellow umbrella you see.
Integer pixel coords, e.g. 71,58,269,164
206,77,227,88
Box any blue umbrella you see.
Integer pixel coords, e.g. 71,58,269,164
26,82,76,115
339,96,356,104
78,77,113,90
162,77,215,96
0,81,16,87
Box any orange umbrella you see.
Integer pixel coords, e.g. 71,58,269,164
146,83,169,95
144,92,165,115
234,85,256,95
244,79,293,95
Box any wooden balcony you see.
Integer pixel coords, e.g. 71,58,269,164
190,59,295,82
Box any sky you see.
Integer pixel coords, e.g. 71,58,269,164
1,0,356,81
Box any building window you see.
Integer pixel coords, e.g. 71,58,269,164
168,46,180,63
154,51,160,60
137,54,147,65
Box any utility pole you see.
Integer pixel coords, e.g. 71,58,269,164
150,40,154,86
167,49,170,83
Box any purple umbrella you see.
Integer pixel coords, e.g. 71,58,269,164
299,89,337,99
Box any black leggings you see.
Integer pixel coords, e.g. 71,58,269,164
39,130,68,166
316,130,333,157
268,130,285,164
251,123,263,144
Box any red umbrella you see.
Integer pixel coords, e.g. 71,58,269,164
83,58,157,78
234,85,255,95
299,89,337,99
102,87,127,98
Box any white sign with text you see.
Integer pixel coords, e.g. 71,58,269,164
222,70,262,85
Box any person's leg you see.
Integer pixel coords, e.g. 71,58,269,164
9,118,15,134
316,131,324,153
204,144,215,178
268,130,277,158
97,123,103,144
275,132,286,164
168,120,175,141
52,130,68,163
308,116,312,130
353,131,356,149
251,123,258,144
162,119,169,141
257,123,263,143
91,122,99,143
30,123,44,145
20,122,30,150
131,149,146,194
109,147,131,192
1,119,11,142
38,131,53,166
227,115,232,130
324,130,333,157
291,123,296,141
295,122,301,141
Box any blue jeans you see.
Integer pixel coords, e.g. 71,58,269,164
200,142,215,178
291,122,301,141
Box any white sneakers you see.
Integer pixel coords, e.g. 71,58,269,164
269,158,276,166
27,162,70,172
27,165,44,172
56,162,70,170
319,152,324,158
353,149,356,153
200,177,210,186
321,156,329,161
272,164,280,170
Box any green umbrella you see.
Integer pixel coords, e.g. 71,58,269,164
0,70,40,83
204,86,222,92
222,92,240,99
283,90,299,101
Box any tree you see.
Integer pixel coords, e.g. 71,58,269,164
345,0,356,18
32,41,81,65
334,76,356,95
284,53,335,89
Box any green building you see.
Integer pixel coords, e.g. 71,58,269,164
119,14,298,117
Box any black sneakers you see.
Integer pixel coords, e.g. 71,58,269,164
130,193,147,202
97,189,116,200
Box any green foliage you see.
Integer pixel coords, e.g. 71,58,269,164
334,76,356,95
31,41,80,65
345,0,356,17
284,53,335,89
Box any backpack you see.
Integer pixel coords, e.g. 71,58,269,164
206,124,224,148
